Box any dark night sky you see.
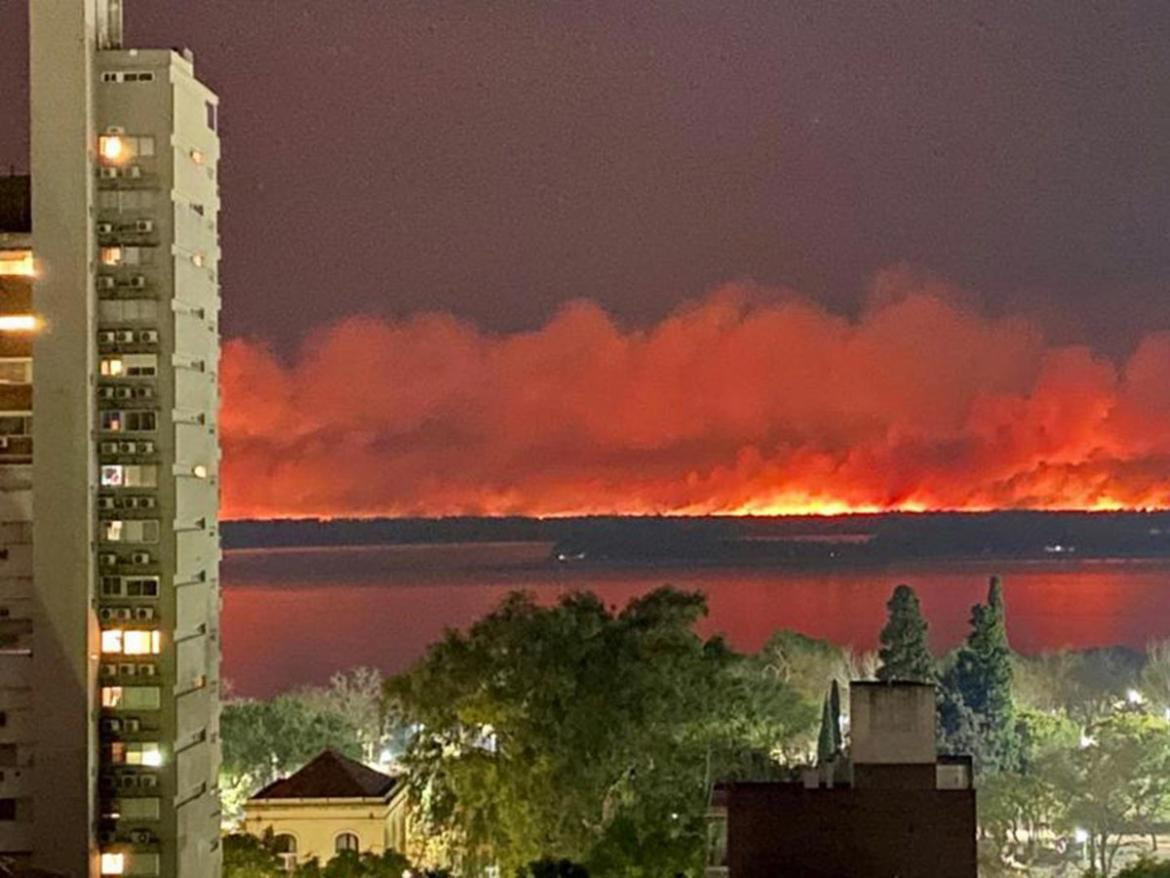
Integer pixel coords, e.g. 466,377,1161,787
2,1,1169,356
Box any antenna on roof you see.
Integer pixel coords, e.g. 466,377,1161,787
97,0,124,50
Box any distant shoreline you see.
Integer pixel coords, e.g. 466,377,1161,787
221,511,1170,567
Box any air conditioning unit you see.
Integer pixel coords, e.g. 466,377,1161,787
116,330,135,343
99,607,116,622
138,441,155,453
136,498,156,510
129,830,152,844
97,497,116,511
101,718,122,732
100,441,119,454
116,608,132,621
135,387,154,399
99,553,118,568
131,552,151,565
119,663,136,677
98,330,117,344
138,775,157,789
0,438,10,451
99,831,117,845
100,167,119,179
117,775,135,790
138,664,157,677
139,330,159,343
115,387,133,400
127,166,143,179
134,607,154,621
101,663,118,677
96,222,115,235
134,220,154,233
129,276,147,289
99,387,115,400
118,442,135,454
97,276,116,290
106,126,126,135
124,718,141,733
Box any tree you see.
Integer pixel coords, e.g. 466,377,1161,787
876,585,935,683
521,858,590,877
220,694,364,820
387,587,808,877
223,831,284,878
298,667,392,764
939,577,1022,773
1046,712,1170,876
1140,640,1170,716
1117,859,1170,877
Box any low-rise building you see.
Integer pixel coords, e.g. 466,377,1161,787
710,681,976,878
243,749,411,870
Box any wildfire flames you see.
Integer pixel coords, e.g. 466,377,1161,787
220,271,1170,519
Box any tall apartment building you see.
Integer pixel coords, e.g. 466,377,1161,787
0,1,223,874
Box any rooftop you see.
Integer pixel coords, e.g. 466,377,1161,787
250,749,398,801
0,177,30,235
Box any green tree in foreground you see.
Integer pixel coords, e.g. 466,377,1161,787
1117,859,1170,877
223,832,285,878
940,577,1022,773
876,584,935,683
387,587,811,877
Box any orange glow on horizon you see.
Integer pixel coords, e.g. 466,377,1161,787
217,275,1170,521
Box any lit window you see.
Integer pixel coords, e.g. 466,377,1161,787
102,354,157,377
101,465,124,487
101,629,160,656
102,464,158,488
101,630,123,654
122,630,160,655
335,833,359,853
101,411,124,432
0,250,34,278
0,316,38,332
99,135,126,163
100,247,123,267
101,686,123,708
99,852,125,875
103,687,162,711
100,357,124,377
118,742,162,767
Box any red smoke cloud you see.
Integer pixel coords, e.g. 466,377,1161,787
220,271,1170,519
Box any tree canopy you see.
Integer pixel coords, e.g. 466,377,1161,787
876,584,935,684
387,587,812,876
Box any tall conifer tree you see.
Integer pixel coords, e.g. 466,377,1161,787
876,584,936,683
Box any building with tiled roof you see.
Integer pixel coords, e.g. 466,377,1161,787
243,750,412,870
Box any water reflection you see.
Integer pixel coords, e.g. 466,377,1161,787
222,544,1170,697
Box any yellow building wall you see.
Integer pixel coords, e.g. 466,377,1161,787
243,793,411,866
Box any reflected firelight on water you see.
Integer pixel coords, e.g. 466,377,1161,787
220,544,1170,698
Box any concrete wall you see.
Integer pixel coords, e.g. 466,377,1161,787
849,682,936,766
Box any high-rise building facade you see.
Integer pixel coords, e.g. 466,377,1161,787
0,2,224,874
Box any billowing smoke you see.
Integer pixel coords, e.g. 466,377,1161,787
219,271,1170,519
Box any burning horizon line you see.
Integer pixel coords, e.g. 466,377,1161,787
218,270,1170,521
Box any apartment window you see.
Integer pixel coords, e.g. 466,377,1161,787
101,520,160,544
99,247,150,268
125,577,160,597
101,577,123,597
99,299,159,323
0,417,29,437
335,833,359,854
101,354,157,378
101,411,123,432
126,412,156,432
0,362,30,384
98,133,155,164
116,797,160,820
102,686,161,711
0,799,14,821
100,629,161,656
206,100,217,131
99,852,124,875
111,742,162,767
101,464,159,489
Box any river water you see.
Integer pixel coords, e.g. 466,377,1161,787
221,542,1170,697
